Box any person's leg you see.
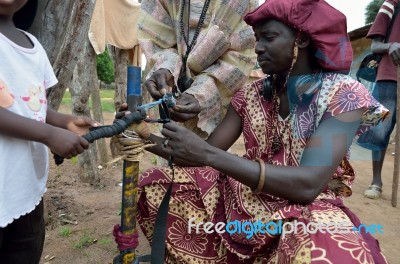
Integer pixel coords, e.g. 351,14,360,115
0,200,45,264
371,149,386,186
358,81,397,199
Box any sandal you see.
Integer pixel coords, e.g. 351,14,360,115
364,185,382,199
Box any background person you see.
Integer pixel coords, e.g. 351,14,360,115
138,0,258,138
357,0,400,199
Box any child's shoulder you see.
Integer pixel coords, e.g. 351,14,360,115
0,29,44,52
22,31,44,48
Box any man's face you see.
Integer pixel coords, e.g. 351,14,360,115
254,19,296,75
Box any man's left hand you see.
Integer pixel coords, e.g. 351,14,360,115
170,93,201,122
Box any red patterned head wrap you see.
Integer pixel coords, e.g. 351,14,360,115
244,0,353,73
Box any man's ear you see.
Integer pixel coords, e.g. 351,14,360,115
295,33,311,49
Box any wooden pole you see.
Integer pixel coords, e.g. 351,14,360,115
391,66,400,207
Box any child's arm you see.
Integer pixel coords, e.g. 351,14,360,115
46,108,98,136
0,107,90,159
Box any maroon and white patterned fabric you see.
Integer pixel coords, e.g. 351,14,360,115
137,73,388,263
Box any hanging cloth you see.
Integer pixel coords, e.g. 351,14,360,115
88,0,141,55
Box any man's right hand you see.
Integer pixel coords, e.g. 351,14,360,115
388,42,400,66
144,69,175,100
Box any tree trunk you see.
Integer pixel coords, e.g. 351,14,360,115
92,80,109,166
70,40,100,185
110,47,128,111
30,0,96,111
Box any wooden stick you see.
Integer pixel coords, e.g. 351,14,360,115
391,65,400,207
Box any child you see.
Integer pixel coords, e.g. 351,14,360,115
0,0,97,263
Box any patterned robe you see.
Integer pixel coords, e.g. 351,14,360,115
137,73,389,263
138,0,258,137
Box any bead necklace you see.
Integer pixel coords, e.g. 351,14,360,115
178,0,211,91
268,76,290,161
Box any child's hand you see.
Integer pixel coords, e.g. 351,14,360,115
66,116,99,136
46,127,89,159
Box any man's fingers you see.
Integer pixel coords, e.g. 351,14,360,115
163,122,179,131
170,112,197,122
155,76,173,95
159,88,167,95
115,111,131,119
144,80,162,99
173,104,201,114
161,129,174,139
119,103,128,111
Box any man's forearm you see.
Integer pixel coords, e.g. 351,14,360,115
371,38,393,54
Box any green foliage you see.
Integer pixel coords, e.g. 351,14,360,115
365,0,385,24
96,50,115,84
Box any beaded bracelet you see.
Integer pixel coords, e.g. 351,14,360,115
252,158,266,193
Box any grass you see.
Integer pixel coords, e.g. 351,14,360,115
59,226,72,237
70,156,78,164
73,232,96,249
98,237,113,246
61,89,116,113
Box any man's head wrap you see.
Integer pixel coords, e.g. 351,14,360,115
244,0,353,73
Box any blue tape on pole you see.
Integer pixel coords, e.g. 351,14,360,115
127,66,142,95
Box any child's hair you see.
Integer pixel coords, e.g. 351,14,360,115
12,0,38,31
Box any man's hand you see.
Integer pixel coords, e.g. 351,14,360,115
388,42,400,66
170,93,201,122
115,103,130,119
144,69,175,100
115,103,150,139
160,122,208,165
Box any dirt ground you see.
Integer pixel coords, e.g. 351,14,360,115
40,111,400,264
